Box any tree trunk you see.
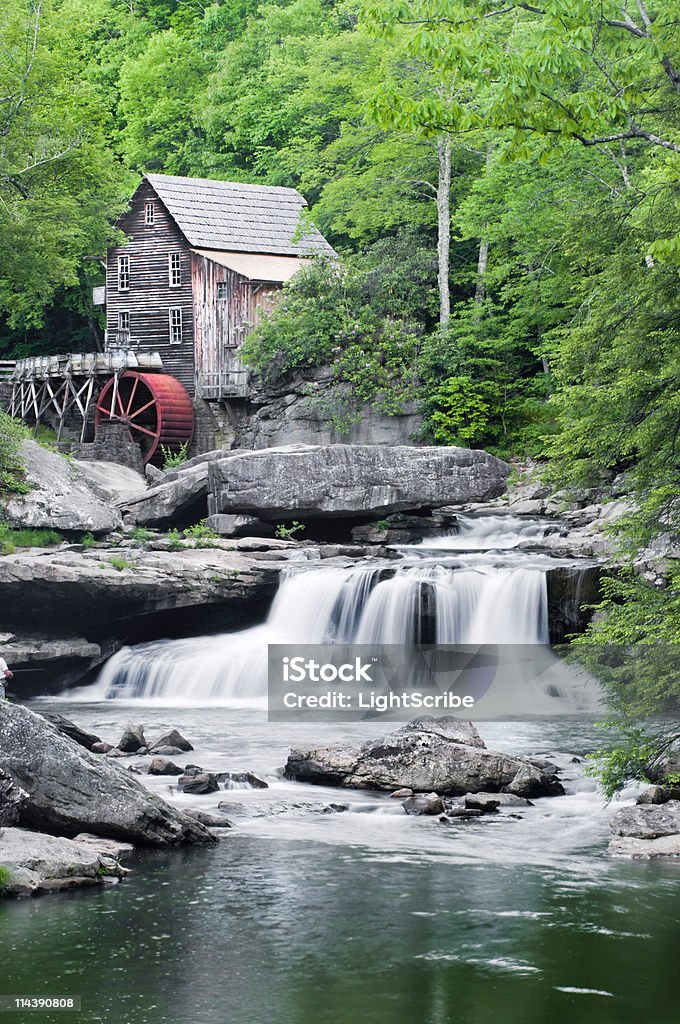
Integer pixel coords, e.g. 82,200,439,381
436,136,452,328
474,236,489,305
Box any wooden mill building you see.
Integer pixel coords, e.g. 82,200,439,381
104,173,335,399
8,174,335,464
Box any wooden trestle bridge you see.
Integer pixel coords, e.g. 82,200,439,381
7,352,195,464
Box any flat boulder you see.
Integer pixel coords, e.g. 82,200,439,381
284,717,564,796
609,802,680,840
0,702,215,846
209,444,509,519
0,827,128,897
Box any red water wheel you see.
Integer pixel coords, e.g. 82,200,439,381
95,371,194,465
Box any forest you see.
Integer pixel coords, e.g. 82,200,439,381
1,0,679,767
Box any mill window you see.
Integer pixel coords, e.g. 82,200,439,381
217,282,228,300
169,253,182,287
117,255,130,291
144,202,155,225
169,307,183,344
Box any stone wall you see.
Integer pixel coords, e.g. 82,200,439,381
63,420,144,474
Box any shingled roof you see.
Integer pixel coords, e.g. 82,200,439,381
144,173,335,257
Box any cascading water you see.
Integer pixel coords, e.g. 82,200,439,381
72,514,593,707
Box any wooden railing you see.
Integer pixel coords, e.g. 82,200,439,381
0,360,16,381
197,369,250,400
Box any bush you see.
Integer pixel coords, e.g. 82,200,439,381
274,521,305,540
240,257,421,429
161,442,189,469
0,410,29,495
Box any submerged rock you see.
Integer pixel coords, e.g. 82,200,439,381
0,702,215,846
285,716,564,797
217,771,268,790
178,773,220,795
184,809,234,829
402,792,445,816
148,758,184,776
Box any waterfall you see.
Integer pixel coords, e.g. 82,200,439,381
72,560,550,704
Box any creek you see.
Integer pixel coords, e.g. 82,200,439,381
2,514,678,1024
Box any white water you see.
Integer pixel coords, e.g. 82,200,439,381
417,513,556,552
66,514,594,708
76,562,549,704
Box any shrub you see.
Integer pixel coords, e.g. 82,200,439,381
0,410,29,495
183,520,218,541
161,442,189,469
274,521,305,540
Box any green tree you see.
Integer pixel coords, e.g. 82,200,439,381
0,0,132,341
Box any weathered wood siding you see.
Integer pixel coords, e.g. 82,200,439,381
192,252,280,395
106,180,195,394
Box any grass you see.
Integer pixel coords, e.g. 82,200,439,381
0,866,11,893
167,528,184,551
105,557,133,572
0,523,63,555
128,527,152,544
80,532,96,548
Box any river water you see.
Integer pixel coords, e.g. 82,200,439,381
2,516,679,1024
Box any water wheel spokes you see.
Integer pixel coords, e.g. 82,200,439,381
95,371,194,464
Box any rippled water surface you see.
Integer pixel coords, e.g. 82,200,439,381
2,705,679,1024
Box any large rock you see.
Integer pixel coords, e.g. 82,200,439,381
609,800,680,857
3,440,124,533
0,827,129,896
0,542,279,640
209,444,509,520
609,802,680,840
284,716,564,796
0,702,215,846
121,461,212,529
150,729,193,753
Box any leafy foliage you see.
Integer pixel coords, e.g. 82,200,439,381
0,410,29,495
